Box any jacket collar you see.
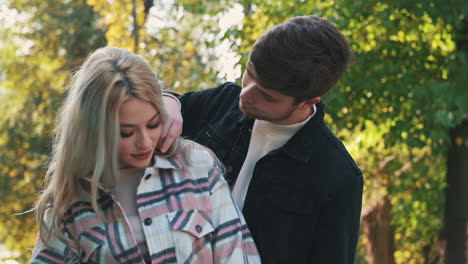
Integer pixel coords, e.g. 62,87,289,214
78,155,182,198
280,101,325,163
152,155,182,169
236,102,326,164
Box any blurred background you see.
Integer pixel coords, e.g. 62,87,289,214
0,0,466,263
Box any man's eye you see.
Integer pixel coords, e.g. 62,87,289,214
120,131,133,138
148,123,160,129
264,95,275,102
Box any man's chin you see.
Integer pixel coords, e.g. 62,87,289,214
240,108,268,121
239,105,255,118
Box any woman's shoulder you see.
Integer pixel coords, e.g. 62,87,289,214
177,139,219,168
173,140,226,193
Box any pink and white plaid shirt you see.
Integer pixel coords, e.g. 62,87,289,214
32,147,261,263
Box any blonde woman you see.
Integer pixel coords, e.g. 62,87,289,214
32,46,260,263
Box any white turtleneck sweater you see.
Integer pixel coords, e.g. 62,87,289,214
232,105,317,210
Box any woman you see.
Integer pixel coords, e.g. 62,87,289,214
32,46,260,263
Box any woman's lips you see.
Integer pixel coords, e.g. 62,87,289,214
132,150,152,160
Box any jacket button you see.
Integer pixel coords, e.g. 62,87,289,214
195,225,203,233
144,174,151,180
144,218,152,226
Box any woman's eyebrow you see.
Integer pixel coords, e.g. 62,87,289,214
120,112,160,127
148,112,160,122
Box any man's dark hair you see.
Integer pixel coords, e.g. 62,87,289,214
249,15,352,101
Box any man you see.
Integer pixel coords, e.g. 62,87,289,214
160,15,363,264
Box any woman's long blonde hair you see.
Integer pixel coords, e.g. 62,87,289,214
36,46,176,251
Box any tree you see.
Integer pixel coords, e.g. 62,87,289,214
440,16,468,264
86,0,228,93
1,1,466,262
0,0,106,260
329,2,468,262
221,0,467,263
0,0,228,260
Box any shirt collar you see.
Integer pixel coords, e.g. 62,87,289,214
152,155,182,169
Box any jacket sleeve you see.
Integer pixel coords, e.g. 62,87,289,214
315,171,364,263
31,229,79,264
206,154,261,264
165,82,239,139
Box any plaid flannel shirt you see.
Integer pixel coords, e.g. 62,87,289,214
32,147,261,263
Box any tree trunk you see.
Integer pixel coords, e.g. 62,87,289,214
242,0,252,17
132,0,139,53
442,120,468,264
361,196,396,264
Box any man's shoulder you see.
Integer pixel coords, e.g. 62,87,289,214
195,82,242,115
292,124,362,195
315,125,363,184
180,82,241,109
217,81,241,91
295,119,361,178
207,82,241,101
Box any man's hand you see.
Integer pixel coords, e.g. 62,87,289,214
158,94,183,153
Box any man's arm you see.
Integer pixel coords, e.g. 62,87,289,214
159,88,216,153
316,172,364,263
159,83,239,153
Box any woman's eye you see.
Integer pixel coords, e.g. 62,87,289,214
120,131,134,138
148,123,160,129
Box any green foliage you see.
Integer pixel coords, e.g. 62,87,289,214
329,0,468,149
0,0,106,261
86,0,225,93
141,0,227,92
141,8,223,92
177,0,234,15
224,0,467,263
87,0,146,52
331,1,466,262
1,0,466,263
0,90,59,261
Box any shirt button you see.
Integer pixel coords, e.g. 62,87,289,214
226,166,233,173
195,225,203,233
144,218,152,226
144,174,151,180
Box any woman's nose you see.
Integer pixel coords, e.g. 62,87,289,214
136,131,152,149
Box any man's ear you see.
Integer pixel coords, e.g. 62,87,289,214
300,96,321,109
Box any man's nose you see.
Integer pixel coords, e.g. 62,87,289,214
240,84,255,104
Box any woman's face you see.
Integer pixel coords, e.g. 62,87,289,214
118,99,162,169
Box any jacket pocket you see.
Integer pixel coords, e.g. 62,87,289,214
193,125,222,151
166,209,214,238
166,209,214,259
263,183,319,215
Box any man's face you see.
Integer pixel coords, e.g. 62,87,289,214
240,62,300,125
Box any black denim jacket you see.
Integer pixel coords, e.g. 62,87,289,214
175,82,363,264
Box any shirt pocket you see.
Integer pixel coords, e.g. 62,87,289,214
166,209,215,259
